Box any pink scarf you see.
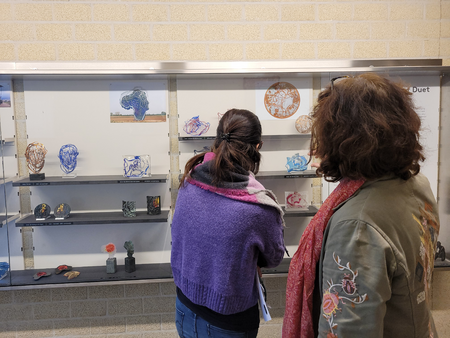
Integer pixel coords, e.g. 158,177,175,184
282,178,365,338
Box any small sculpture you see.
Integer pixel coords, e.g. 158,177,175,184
58,144,79,177
102,243,117,274
123,155,150,178
64,271,80,280
54,203,71,220
435,241,446,261
122,201,136,217
295,115,312,134
34,203,51,220
0,262,9,280
55,265,72,275
33,271,51,281
194,146,211,155
124,241,136,273
25,142,48,180
286,153,308,173
147,196,161,215
285,191,309,210
183,116,210,136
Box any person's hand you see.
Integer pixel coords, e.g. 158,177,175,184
257,266,262,278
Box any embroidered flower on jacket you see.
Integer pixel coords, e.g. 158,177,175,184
322,253,368,337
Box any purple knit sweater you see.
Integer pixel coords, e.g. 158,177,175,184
171,154,285,315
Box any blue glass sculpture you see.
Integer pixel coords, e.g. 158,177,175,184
0,262,9,280
120,88,149,121
183,116,210,136
58,144,79,175
285,153,308,173
123,155,150,178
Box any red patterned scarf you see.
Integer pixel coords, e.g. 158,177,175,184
282,178,365,338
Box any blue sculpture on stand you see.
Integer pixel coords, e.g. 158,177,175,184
123,155,150,178
285,153,308,173
58,144,79,175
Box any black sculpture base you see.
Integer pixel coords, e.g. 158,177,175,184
125,257,136,273
30,173,45,181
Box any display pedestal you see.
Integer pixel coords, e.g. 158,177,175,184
30,173,45,180
125,257,136,273
106,258,117,274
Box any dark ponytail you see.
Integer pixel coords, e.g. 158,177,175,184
180,109,262,187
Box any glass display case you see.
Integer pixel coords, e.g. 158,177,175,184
0,59,448,288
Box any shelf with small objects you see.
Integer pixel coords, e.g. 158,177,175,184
3,77,174,286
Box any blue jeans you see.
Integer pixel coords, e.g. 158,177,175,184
175,297,258,338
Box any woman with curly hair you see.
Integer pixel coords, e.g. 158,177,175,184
283,73,440,338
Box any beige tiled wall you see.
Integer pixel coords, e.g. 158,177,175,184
0,0,448,64
1,0,450,337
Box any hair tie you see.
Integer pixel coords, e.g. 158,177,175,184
221,133,231,142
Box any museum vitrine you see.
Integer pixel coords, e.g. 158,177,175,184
0,59,448,288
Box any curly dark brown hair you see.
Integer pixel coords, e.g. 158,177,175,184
310,73,424,182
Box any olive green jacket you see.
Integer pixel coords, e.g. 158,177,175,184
318,173,439,338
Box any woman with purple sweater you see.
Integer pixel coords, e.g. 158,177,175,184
171,109,286,337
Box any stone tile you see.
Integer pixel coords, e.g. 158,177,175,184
208,4,243,21
432,309,450,338
0,322,16,338
71,300,107,318
143,296,176,314
266,291,281,309
281,43,315,60
161,313,176,331
246,43,280,60
89,285,125,299
33,301,70,320
93,4,130,22
53,318,91,336
18,44,56,61
159,282,176,296
126,314,161,332
54,3,91,21
172,44,207,60
108,298,143,316
52,287,88,301
14,3,52,21
0,291,13,304
142,332,178,338
97,44,134,61
264,276,287,291
432,270,450,310
135,44,171,61
15,320,53,338
257,324,282,338
125,283,160,298
209,44,244,61
0,304,33,321
90,317,126,335
245,4,279,21
170,4,206,22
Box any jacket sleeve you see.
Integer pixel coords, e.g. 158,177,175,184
318,219,396,338
254,205,285,269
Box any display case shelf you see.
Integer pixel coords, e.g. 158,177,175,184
261,257,291,275
15,210,169,227
9,263,173,286
257,170,318,179
1,137,14,145
282,205,319,217
1,213,20,227
13,174,168,187
178,134,311,142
